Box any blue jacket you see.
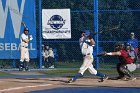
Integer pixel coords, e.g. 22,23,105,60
127,38,138,48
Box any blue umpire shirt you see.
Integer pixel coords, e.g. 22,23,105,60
127,38,138,48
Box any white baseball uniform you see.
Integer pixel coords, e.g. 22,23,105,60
68,33,107,83
20,33,33,62
78,37,97,75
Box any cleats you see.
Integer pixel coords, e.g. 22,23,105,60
67,79,75,83
99,75,108,82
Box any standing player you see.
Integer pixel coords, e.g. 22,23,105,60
48,48,55,68
19,28,33,71
127,32,138,55
67,30,108,83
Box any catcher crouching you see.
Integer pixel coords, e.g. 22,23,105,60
97,42,137,80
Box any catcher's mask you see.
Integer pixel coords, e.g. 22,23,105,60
114,42,125,51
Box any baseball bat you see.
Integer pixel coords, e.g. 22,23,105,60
22,21,27,28
92,25,119,36
21,21,32,40
93,31,103,36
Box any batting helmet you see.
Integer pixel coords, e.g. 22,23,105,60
24,28,29,31
84,30,90,37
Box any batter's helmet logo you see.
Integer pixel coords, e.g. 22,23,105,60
48,15,65,30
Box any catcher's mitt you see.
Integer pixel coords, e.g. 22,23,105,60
97,52,107,57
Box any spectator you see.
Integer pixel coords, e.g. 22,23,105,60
48,47,55,68
42,45,49,68
127,32,138,55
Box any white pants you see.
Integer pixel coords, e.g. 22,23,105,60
126,63,136,72
20,46,29,62
78,55,97,75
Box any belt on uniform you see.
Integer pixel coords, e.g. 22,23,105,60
22,46,28,48
83,53,91,56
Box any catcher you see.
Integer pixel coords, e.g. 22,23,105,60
97,42,136,80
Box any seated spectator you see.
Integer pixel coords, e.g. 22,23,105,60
42,45,49,68
48,48,55,69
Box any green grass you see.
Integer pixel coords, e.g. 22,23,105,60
38,69,140,75
55,62,116,68
39,61,140,75
38,69,79,75
0,71,11,76
38,69,117,75
55,62,82,68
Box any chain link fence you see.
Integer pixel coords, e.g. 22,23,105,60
0,0,140,70
40,0,140,69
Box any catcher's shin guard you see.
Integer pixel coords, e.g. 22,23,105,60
117,63,125,78
120,65,133,78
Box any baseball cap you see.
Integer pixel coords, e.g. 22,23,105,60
130,32,134,35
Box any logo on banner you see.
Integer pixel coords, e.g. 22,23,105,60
42,9,71,39
48,15,65,30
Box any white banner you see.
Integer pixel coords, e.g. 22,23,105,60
42,9,71,39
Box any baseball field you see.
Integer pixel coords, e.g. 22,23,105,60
0,69,140,93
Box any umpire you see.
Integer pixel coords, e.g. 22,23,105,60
19,28,33,71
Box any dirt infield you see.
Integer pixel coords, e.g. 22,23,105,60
0,76,140,93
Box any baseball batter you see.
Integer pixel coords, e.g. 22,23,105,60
67,30,108,83
19,28,33,71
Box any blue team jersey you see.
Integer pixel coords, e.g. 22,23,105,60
127,38,138,48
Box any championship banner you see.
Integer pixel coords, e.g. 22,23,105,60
0,0,37,59
42,9,71,39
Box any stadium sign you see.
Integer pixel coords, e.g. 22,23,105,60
42,9,71,39
0,0,37,59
